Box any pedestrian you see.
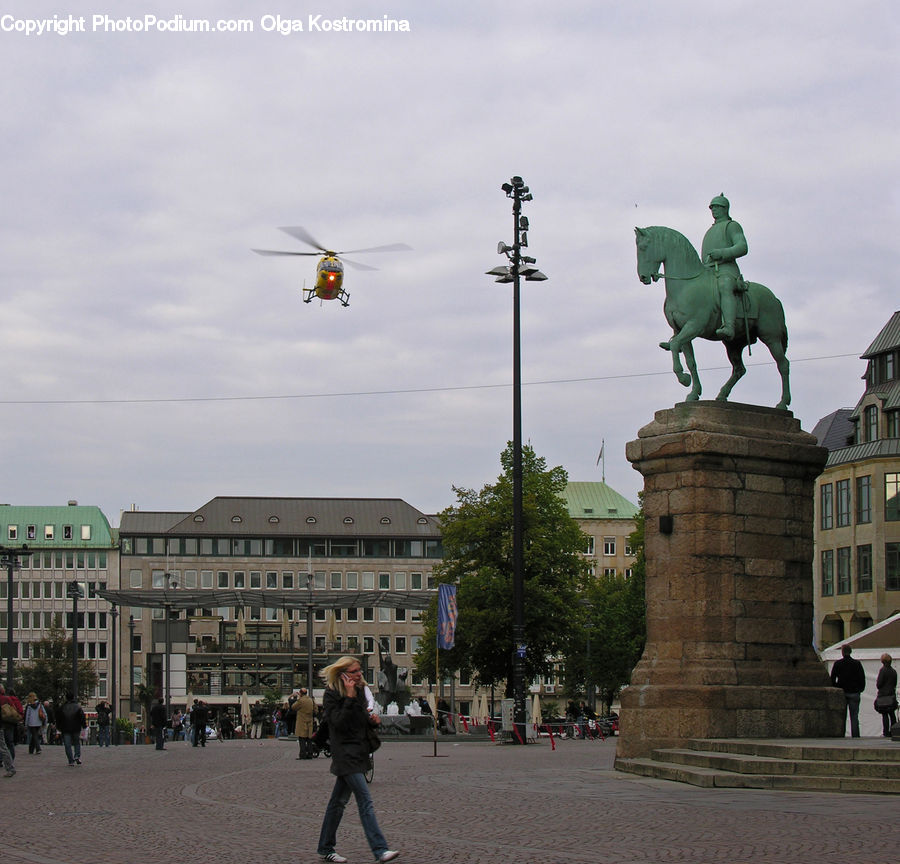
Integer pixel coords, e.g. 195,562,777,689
191,700,209,747
24,692,46,754
57,692,86,766
316,655,399,863
0,684,23,762
830,644,866,738
150,698,168,750
875,653,898,738
95,700,112,747
171,709,184,741
292,687,316,759
42,699,55,745
0,684,22,777
251,700,265,738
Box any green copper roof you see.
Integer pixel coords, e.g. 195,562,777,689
0,504,116,548
560,482,638,520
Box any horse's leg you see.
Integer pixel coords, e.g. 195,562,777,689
763,333,791,409
666,320,706,390
681,341,702,400
716,341,746,401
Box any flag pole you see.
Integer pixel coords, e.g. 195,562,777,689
433,628,440,756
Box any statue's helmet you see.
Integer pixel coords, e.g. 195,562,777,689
709,193,730,211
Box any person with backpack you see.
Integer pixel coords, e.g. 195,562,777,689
24,693,46,754
0,684,21,777
57,692,87,766
0,684,24,762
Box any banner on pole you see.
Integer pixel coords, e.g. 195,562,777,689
437,583,458,650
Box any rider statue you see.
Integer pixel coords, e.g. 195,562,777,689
701,194,748,341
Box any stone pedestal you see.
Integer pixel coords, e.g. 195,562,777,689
615,401,845,761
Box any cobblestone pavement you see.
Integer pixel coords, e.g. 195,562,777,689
4,736,900,864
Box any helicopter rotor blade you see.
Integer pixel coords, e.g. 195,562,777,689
278,226,329,252
341,257,379,272
337,242,413,255
252,249,321,257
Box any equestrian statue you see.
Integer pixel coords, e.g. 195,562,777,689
635,195,791,409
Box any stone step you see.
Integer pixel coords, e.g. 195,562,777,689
656,747,900,779
615,756,900,794
687,737,900,762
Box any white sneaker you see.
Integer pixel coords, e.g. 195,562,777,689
378,853,400,862
320,855,348,863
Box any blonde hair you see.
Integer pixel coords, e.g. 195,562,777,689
26,692,38,703
322,655,363,696
882,653,893,665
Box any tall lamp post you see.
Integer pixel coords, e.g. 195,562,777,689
1,544,31,689
304,572,315,692
67,580,85,697
110,604,118,743
128,614,135,712
485,175,547,743
164,574,178,722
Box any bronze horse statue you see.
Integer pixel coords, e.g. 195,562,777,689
635,225,791,409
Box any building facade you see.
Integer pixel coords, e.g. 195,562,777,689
111,496,448,722
813,311,900,647
0,502,119,698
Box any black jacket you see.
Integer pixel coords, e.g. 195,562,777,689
322,687,372,777
830,656,866,694
57,699,86,734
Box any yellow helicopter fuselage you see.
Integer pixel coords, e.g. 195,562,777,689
309,255,346,303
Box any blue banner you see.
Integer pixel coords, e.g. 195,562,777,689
437,583,458,650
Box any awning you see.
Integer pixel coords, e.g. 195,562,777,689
96,587,434,611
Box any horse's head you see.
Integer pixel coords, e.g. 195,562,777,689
635,227,662,284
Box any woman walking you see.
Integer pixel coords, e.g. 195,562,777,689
316,656,399,863
875,653,898,737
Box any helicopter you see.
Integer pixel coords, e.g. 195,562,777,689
252,226,411,307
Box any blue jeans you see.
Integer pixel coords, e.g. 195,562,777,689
62,732,82,764
27,726,43,753
97,725,111,747
845,693,861,738
317,772,388,859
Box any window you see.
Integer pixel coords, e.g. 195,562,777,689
836,547,851,593
603,537,616,556
63,525,73,540
604,568,617,576
330,571,342,589
379,572,390,590
820,483,834,530
7,526,16,541
130,569,143,589
856,476,872,524
218,571,229,588
865,405,878,442
410,573,423,590
584,536,595,555
282,571,294,589
27,525,35,540
820,550,834,596
186,570,200,588
395,607,406,622
394,572,407,590
362,572,375,589
887,411,900,439
200,570,213,588
394,636,407,654
624,542,633,556
363,607,374,622
131,634,142,652
346,608,358,622
836,480,851,527
857,545,873,593
267,571,278,589
234,572,245,588
346,572,358,590
249,572,262,589
44,525,54,540
887,474,900,522
378,607,391,622
887,543,900,591
363,636,375,653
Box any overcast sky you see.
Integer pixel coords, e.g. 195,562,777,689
1,0,897,525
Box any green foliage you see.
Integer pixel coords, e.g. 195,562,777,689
15,625,99,706
414,443,590,693
115,716,134,738
563,507,646,712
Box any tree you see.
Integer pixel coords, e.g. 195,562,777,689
563,508,646,712
414,443,590,693
16,625,98,706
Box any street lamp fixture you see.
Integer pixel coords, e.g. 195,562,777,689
67,580,85,697
1,544,30,689
484,175,549,744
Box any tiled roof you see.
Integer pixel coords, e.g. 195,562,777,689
861,310,900,358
